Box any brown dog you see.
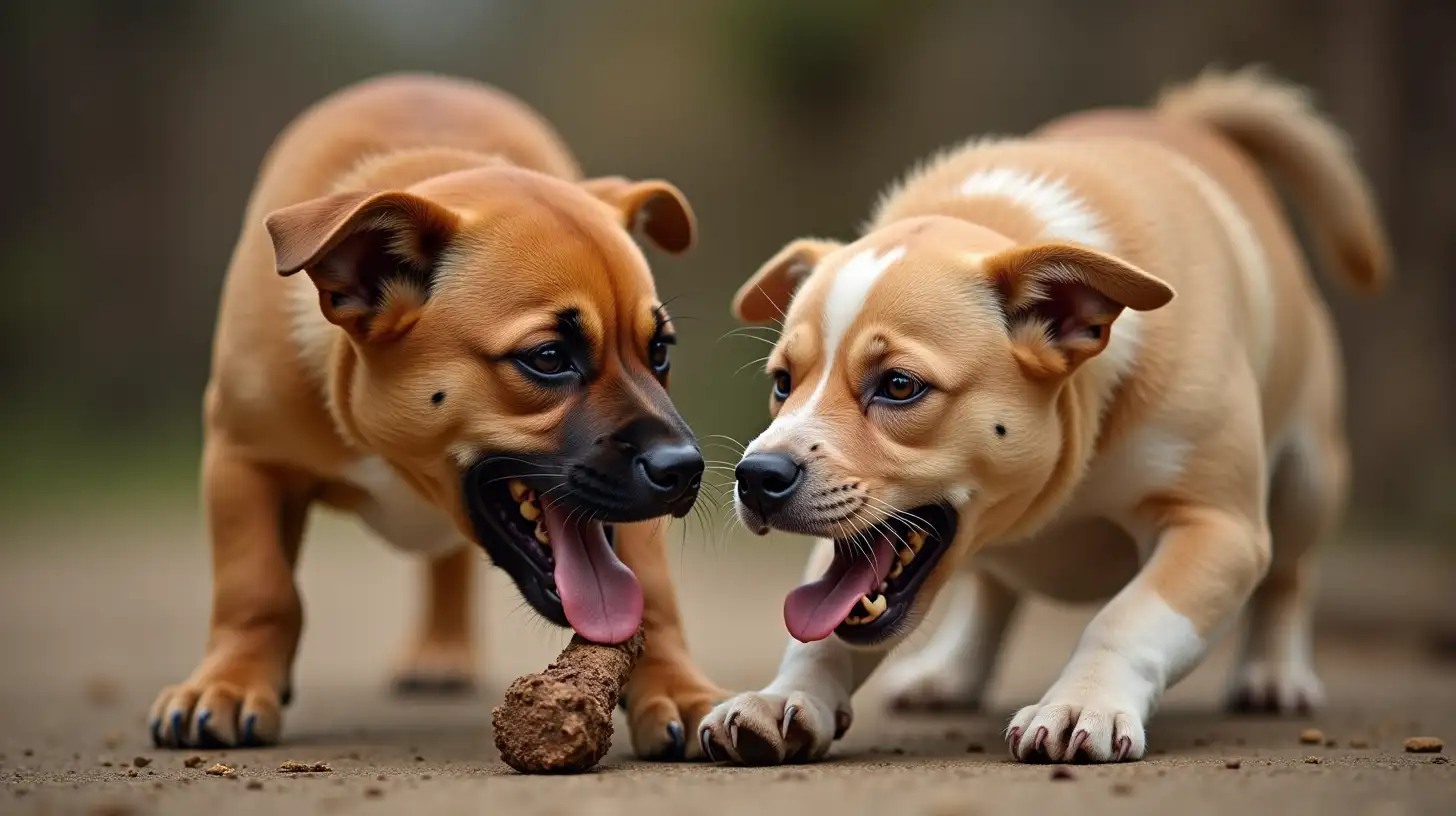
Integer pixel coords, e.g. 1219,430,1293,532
701,68,1387,764
148,73,723,759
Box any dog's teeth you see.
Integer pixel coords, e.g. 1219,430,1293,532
888,561,904,580
844,615,863,626
508,479,529,502
519,499,541,521
898,547,915,566
534,522,549,545
859,593,887,622
908,530,926,551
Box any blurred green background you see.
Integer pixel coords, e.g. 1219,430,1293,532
1,0,1451,541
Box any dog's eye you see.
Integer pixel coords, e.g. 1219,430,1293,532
517,343,575,380
875,370,927,403
772,370,792,401
649,339,671,374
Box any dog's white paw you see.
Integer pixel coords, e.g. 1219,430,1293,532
1226,658,1325,715
1007,694,1146,763
882,657,984,713
698,690,846,765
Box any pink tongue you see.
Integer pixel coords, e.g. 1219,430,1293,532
546,506,643,644
783,536,895,643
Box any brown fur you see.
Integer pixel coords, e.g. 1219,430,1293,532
149,73,722,757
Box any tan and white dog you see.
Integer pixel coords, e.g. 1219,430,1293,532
701,68,1389,764
148,73,724,759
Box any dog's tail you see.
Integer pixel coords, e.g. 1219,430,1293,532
1156,67,1391,295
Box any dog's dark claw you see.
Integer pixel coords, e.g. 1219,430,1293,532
169,711,185,748
665,721,685,759
149,718,162,747
241,713,258,747
700,728,716,762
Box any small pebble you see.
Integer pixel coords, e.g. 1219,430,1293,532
1431,756,1449,765
1050,766,1075,781
1299,728,1325,745
414,755,425,762
1303,756,1322,764
1403,737,1443,753
101,761,113,767
183,756,206,769
1225,759,1242,769
364,787,384,799
133,757,152,768
965,742,985,753
1349,739,1370,749
279,760,332,773
205,762,235,776
246,780,264,791
126,769,138,778
376,774,388,782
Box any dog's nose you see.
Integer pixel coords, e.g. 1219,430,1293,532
735,452,803,520
638,443,705,505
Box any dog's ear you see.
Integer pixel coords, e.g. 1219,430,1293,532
732,238,842,324
265,190,459,342
581,177,695,255
982,242,1174,378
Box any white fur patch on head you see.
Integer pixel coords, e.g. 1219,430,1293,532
958,167,1114,252
745,245,906,455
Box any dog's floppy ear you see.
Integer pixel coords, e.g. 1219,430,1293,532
581,176,695,255
265,190,459,342
982,242,1174,378
732,238,841,324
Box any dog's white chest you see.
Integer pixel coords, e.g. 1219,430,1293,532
341,456,464,557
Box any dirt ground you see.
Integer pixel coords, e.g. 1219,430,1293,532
2,507,1452,815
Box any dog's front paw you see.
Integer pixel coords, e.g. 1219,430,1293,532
698,690,846,765
882,657,984,713
623,661,727,761
149,674,284,749
1226,658,1324,715
1007,695,1146,763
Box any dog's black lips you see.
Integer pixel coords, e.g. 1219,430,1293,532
460,456,614,628
833,504,958,646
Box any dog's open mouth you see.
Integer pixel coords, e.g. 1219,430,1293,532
783,505,957,646
461,460,641,645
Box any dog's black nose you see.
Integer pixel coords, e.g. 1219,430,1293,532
735,452,803,520
638,442,705,506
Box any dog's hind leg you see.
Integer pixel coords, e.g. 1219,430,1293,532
881,569,1019,712
1226,428,1347,714
391,547,478,696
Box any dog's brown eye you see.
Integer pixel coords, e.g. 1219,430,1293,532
517,343,575,380
649,339,671,373
772,370,792,401
876,370,926,403
531,347,564,373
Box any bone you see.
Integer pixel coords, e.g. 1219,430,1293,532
492,627,645,773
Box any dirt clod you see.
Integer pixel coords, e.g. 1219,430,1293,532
125,769,137,778
183,756,205,769
1050,766,1075,781
1403,737,1443,753
492,628,645,774
364,787,384,799
1299,728,1325,745
965,742,985,753
132,757,151,768
246,780,264,790
1303,756,1322,764
205,763,236,777
279,761,332,773
1225,759,1242,769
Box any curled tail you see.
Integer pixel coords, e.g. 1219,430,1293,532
1157,66,1391,294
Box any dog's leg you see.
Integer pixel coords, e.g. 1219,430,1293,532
392,547,477,696
882,568,1019,712
1228,432,1345,714
614,520,728,761
150,441,311,748
1008,506,1270,762
699,539,889,765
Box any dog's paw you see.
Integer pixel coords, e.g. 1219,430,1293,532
622,665,727,762
1226,658,1324,715
149,678,283,749
882,657,984,713
698,690,846,765
390,641,476,697
1007,696,1146,763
